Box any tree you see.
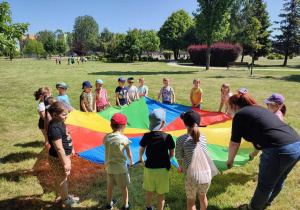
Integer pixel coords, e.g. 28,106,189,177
56,39,67,55
55,29,64,40
124,28,141,62
43,35,56,58
252,0,272,59
141,30,160,62
99,27,114,56
273,0,300,66
158,10,193,60
0,1,29,60
66,32,73,51
73,15,99,53
244,17,267,75
116,33,126,58
23,40,45,58
36,30,55,44
194,0,235,70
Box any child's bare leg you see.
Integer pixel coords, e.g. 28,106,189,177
56,175,68,200
187,198,196,210
55,179,60,197
146,191,154,208
198,194,208,210
107,184,114,204
121,186,129,206
157,193,165,210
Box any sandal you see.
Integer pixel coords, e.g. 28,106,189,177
237,203,251,210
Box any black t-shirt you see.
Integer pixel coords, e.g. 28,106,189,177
139,131,175,170
48,121,73,157
231,106,299,149
115,86,128,106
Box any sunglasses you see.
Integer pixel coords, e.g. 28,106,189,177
129,82,134,84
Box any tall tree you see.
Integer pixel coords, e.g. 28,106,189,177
116,33,127,58
99,27,114,55
73,15,99,53
43,35,56,58
23,40,45,58
158,10,193,60
56,39,67,55
0,1,29,60
252,0,272,59
55,29,64,40
194,0,235,70
66,32,73,51
273,0,300,66
141,30,160,62
124,28,141,62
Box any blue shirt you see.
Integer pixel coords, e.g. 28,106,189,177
115,86,128,106
57,94,72,110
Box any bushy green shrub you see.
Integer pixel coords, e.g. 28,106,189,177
98,55,104,61
276,54,284,59
0,51,4,56
162,51,173,59
267,53,276,60
85,56,92,60
102,57,107,62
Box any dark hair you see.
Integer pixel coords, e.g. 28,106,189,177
44,97,57,107
280,104,287,116
48,101,68,116
111,124,125,131
34,87,51,101
229,94,262,108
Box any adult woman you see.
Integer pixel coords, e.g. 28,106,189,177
226,94,300,210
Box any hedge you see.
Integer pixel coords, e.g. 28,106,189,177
187,42,242,66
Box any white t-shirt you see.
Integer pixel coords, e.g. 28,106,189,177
127,86,138,101
37,101,45,112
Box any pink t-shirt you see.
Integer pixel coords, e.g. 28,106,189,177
95,89,108,107
275,110,283,121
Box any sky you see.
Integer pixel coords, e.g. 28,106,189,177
6,0,283,37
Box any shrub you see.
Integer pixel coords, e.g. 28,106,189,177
162,51,173,60
102,57,107,62
98,55,104,61
85,56,92,60
187,42,242,66
267,53,276,60
276,54,284,59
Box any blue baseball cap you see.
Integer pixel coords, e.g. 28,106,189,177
238,88,248,94
82,81,92,89
263,94,285,104
118,77,126,82
96,79,103,84
149,108,166,131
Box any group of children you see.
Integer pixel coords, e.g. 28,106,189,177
33,78,288,209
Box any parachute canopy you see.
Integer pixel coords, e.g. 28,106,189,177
66,97,252,171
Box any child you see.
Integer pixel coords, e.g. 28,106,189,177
137,77,148,97
263,93,286,121
56,58,58,65
218,83,232,115
103,113,133,210
190,78,203,109
176,110,219,210
77,57,80,64
138,108,175,210
158,78,176,104
47,101,79,208
44,97,58,153
127,77,140,102
80,81,96,112
71,57,75,68
34,87,51,151
237,88,248,95
115,77,130,107
56,82,75,112
95,79,111,112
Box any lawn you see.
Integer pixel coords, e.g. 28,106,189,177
0,58,299,210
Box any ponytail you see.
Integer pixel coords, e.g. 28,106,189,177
33,87,51,101
190,124,200,143
229,94,262,108
280,104,287,116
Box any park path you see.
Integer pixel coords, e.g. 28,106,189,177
167,61,300,72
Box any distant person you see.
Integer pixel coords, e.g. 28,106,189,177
81,57,84,64
127,77,139,102
138,108,175,210
77,57,80,64
56,82,75,112
56,58,58,65
190,78,203,109
71,57,75,68
95,79,111,112
59,57,61,65
115,77,129,107
80,81,95,112
158,78,175,104
137,77,148,97
218,83,232,116
47,101,79,208
104,113,133,210
34,87,52,152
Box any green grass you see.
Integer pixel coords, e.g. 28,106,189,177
0,58,299,209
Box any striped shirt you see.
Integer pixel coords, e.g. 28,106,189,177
175,133,210,173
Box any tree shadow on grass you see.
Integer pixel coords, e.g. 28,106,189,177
0,151,40,163
88,70,198,76
0,195,53,210
249,74,300,83
207,75,243,79
14,140,44,148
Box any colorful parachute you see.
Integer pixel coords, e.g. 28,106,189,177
66,97,253,171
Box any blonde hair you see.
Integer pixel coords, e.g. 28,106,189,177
139,77,144,81
193,78,200,84
111,124,125,132
190,125,200,143
221,83,232,94
163,77,169,82
34,87,51,101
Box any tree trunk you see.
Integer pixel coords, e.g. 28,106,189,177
173,50,178,60
241,53,244,62
283,48,288,66
251,50,254,76
206,45,211,70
